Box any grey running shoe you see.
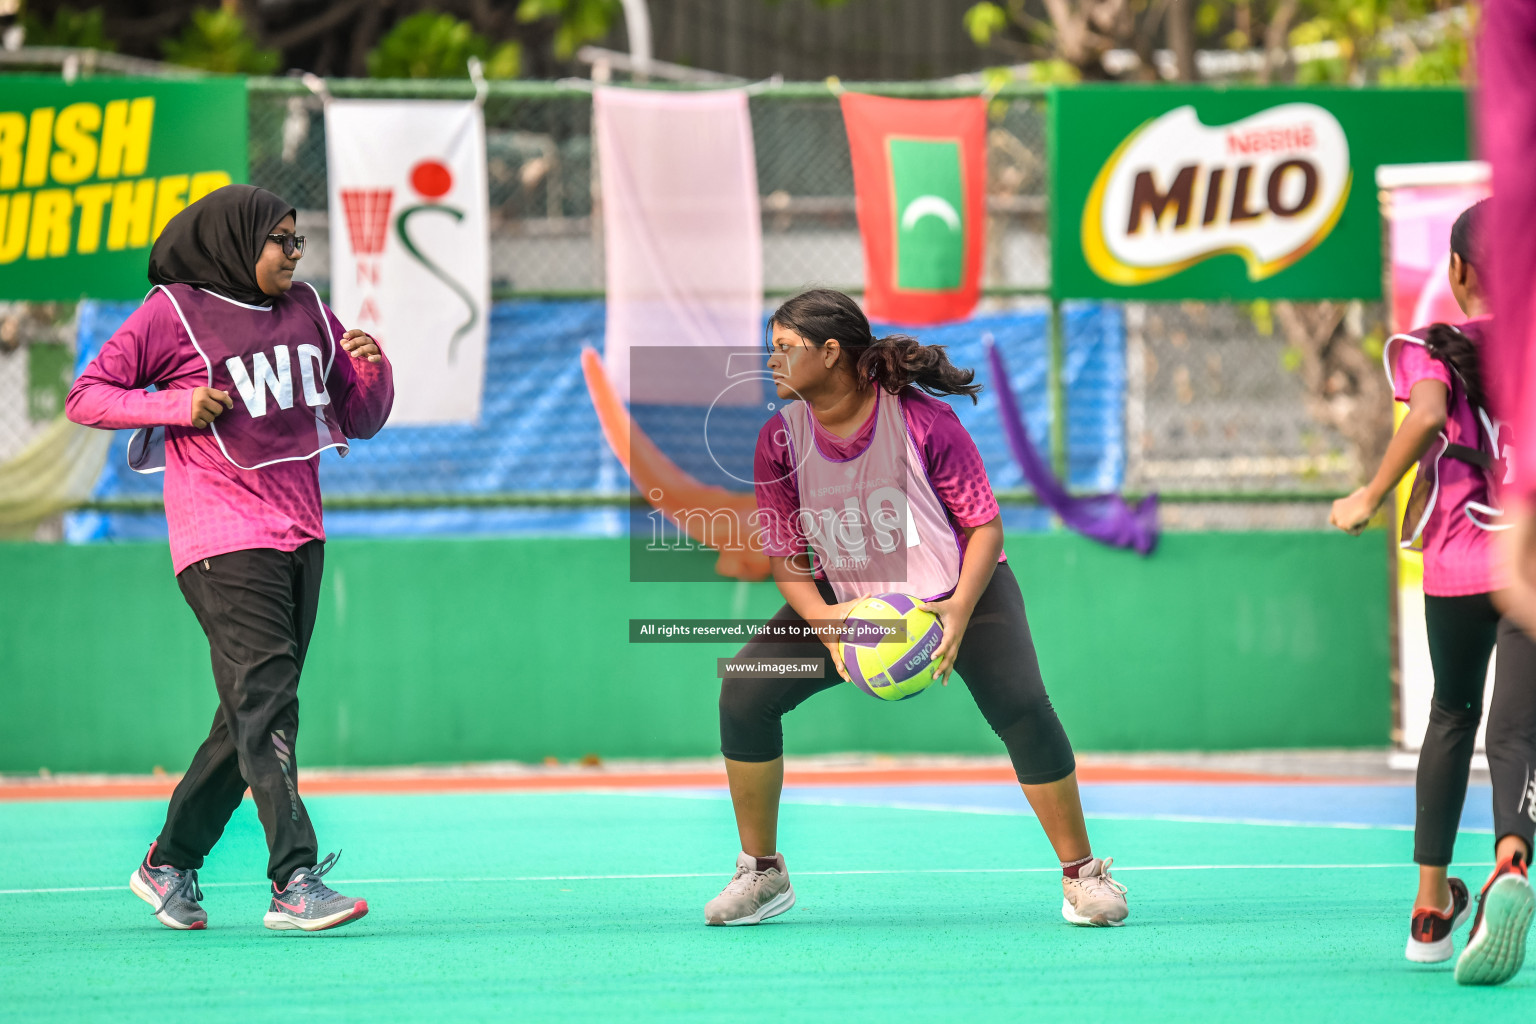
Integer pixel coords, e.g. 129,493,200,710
1061,856,1129,927
263,852,369,932
129,842,207,930
1406,878,1471,963
705,852,795,926
1456,853,1534,985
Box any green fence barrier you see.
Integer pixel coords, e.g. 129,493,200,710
0,530,1390,774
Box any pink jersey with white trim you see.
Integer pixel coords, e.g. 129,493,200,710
1389,318,1504,596
66,288,394,575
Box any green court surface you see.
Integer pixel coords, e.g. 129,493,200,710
0,789,1527,1022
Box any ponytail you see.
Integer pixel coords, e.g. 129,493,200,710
767,288,984,404
858,334,982,401
1423,322,1486,411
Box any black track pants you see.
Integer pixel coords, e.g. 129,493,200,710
719,562,1077,785
155,542,323,884
1416,592,1536,866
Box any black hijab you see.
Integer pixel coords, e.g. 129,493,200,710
148,184,295,307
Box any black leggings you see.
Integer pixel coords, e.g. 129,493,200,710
1416,592,1536,866
719,562,1077,785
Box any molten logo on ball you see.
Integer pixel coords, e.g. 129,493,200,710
841,593,945,702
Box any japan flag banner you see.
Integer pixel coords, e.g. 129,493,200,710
326,100,490,425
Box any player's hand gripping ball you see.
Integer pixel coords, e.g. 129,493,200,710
839,593,945,701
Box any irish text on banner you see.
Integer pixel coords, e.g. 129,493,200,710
839,93,985,325
594,87,762,405
0,76,246,301
326,100,489,425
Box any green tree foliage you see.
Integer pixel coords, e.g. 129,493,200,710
1291,0,1473,84
161,7,279,74
367,11,522,79
961,0,1473,85
20,4,116,50
516,0,622,60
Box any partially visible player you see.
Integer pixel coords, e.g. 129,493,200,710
66,185,394,932
703,288,1128,929
1473,0,1536,985
1329,201,1536,983
1481,0,1536,634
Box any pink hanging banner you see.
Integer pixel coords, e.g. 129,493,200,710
594,87,763,405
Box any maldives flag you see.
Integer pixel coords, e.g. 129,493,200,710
840,93,987,324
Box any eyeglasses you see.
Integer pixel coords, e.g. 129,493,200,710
267,232,306,258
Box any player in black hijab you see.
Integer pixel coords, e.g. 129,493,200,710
148,185,296,306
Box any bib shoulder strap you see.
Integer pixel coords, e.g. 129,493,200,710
1443,442,1493,470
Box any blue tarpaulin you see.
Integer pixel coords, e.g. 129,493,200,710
65,299,1123,541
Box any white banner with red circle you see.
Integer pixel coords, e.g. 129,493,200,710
325,100,489,425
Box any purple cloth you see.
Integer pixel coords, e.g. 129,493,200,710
987,339,1158,555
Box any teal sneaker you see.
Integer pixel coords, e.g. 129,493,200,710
1456,851,1535,985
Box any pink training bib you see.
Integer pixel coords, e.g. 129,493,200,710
129,283,349,473
780,388,963,603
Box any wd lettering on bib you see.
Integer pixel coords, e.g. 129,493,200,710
128,282,349,474
225,344,331,418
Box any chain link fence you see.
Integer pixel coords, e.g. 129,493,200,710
1124,301,1362,528
246,80,1052,298
1,78,1361,534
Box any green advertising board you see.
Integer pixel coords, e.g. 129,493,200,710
0,76,247,301
1050,86,1469,301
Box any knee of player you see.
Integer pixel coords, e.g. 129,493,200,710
982,693,1060,736
718,681,780,727
1483,712,1528,747
1427,697,1483,728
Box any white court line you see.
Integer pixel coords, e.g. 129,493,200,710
649,790,1496,835
477,787,1492,835
0,862,1499,897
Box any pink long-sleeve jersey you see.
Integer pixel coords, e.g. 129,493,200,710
1480,0,1536,499
66,288,395,574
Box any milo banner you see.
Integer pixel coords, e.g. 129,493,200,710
840,93,986,324
1051,87,1469,301
0,76,246,301
326,100,489,425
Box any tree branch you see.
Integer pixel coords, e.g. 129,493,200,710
1165,0,1200,81
267,0,375,52
1261,0,1300,84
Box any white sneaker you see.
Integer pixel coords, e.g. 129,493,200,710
1061,857,1129,927
704,852,796,926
